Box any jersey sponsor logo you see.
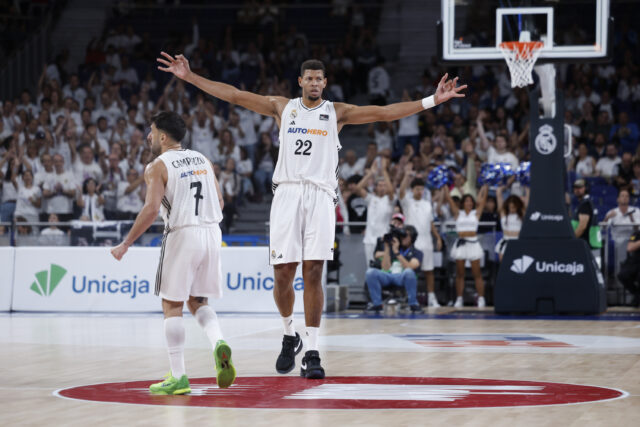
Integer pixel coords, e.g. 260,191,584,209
180,169,208,178
56,376,626,409
319,114,329,121
171,157,206,169
287,127,328,136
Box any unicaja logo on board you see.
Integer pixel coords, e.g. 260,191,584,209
29,264,67,296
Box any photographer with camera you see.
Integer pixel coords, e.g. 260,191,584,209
365,222,424,314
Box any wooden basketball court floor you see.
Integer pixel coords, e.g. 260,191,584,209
2,308,639,426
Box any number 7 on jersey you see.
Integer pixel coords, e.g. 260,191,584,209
190,181,203,216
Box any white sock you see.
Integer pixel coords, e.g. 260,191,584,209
306,326,319,351
164,316,186,378
282,314,295,337
428,292,437,300
195,305,224,349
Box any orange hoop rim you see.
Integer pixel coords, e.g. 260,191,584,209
499,41,544,59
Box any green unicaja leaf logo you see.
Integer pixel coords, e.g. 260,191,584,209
30,264,67,296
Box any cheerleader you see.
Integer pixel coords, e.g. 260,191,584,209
444,184,489,308
494,186,528,261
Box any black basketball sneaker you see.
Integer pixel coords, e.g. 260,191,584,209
300,350,325,379
275,332,303,374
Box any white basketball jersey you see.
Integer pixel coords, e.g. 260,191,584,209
273,98,342,194
157,149,222,230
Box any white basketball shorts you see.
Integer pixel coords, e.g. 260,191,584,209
269,182,336,265
155,225,223,302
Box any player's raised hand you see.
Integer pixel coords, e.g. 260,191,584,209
157,52,191,80
434,73,467,105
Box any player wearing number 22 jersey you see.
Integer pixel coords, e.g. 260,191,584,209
156,52,466,380
111,112,236,395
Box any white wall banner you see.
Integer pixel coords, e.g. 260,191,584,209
0,247,15,311
11,247,309,313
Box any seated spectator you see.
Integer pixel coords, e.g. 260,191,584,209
365,225,423,313
76,177,105,221
0,150,20,223
617,229,640,306
42,154,76,222
116,168,144,220
571,142,597,178
220,157,241,232
15,215,35,236
39,212,68,245
595,143,622,181
630,159,640,198
615,152,635,189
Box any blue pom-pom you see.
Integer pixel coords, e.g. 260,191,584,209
427,165,452,189
516,162,531,186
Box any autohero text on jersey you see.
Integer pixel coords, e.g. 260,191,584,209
171,156,206,168
287,127,328,136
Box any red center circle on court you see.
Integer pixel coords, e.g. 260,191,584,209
55,376,626,409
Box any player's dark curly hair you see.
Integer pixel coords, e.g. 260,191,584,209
151,111,186,142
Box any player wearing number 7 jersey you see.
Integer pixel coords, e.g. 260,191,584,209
157,52,466,379
111,112,236,395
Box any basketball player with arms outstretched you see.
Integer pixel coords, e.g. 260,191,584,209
158,52,466,379
111,112,236,394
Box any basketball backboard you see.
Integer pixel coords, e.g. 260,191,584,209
439,0,612,63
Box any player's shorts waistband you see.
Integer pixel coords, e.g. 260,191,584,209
164,223,220,234
272,180,338,204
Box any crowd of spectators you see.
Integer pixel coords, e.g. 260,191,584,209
0,1,383,238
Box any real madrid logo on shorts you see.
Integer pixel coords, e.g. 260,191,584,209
534,124,557,155
271,250,277,259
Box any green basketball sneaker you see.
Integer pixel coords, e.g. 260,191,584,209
214,340,236,389
149,373,191,395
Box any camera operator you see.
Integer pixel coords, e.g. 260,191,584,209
365,224,424,314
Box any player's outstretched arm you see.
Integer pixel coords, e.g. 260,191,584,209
110,160,166,260
157,52,287,118
336,73,466,126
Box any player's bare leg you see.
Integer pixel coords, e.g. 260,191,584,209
273,262,303,374
300,259,325,379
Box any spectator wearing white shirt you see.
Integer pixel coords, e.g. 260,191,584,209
102,153,125,219
42,154,76,222
477,111,519,170
340,149,366,180
368,121,394,152
399,163,444,307
116,168,144,220
577,85,601,111
105,44,122,70
34,153,55,219
596,143,622,180
368,58,390,105
114,56,139,89
235,106,261,161
253,132,277,202
76,177,105,221
395,90,421,158
39,213,67,245
71,144,104,187
352,158,395,267
236,147,254,201
62,74,87,107
13,169,42,224
604,188,639,242
16,89,39,118
571,142,597,178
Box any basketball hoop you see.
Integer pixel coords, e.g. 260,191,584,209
499,41,544,88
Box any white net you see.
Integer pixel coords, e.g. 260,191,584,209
499,41,544,88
